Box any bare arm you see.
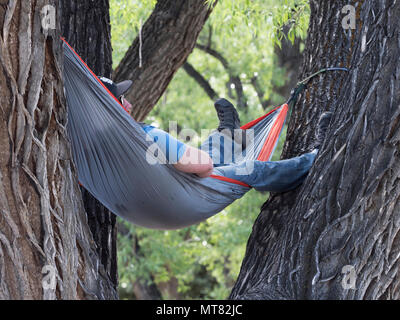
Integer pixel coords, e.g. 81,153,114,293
128,103,214,178
173,145,214,178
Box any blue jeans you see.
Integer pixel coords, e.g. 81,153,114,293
200,130,317,192
142,126,317,192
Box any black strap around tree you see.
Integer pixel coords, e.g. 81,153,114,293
287,67,349,107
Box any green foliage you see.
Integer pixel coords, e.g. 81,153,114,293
118,189,266,300
112,0,308,300
110,0,156,68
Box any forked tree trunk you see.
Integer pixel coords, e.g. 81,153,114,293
231,0,400,300
0,0,116,299
60,0,118,289
113,0,218,121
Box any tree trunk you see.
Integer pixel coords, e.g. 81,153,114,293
0,0,116,299
60,0,118,289
113,0,217,121
231,0,400,300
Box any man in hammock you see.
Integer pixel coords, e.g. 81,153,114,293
101,77,332,193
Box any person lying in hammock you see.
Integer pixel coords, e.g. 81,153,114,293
100,77,332,193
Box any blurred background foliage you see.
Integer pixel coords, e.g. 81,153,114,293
110,0,310,299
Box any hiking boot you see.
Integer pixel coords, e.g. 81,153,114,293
314,111,333,149
215,98,241,132
214,98,247,149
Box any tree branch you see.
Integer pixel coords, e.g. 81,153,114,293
183,62,218,101
251,75,270,110
196,43,248,109
196,43,230,69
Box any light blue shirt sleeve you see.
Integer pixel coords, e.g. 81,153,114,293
141,125,187,163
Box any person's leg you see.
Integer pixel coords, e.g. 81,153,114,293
214,150,318,192
200,129,239,167
214,98,241,132
200,98,247,167
213,111,334,192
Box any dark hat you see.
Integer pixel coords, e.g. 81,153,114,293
99,77,133,98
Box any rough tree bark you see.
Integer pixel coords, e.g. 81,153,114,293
231,0,400,300
0,0,116,299
60,0,118,289
113,0,218,121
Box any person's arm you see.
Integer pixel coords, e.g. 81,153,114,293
174,146,214,178
126,96,214,177
140,123,214,178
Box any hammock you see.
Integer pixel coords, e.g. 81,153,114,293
63,39,289,230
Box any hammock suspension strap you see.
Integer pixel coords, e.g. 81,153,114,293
287,67,349,106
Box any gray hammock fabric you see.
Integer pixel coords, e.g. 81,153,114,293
63,40,287,230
